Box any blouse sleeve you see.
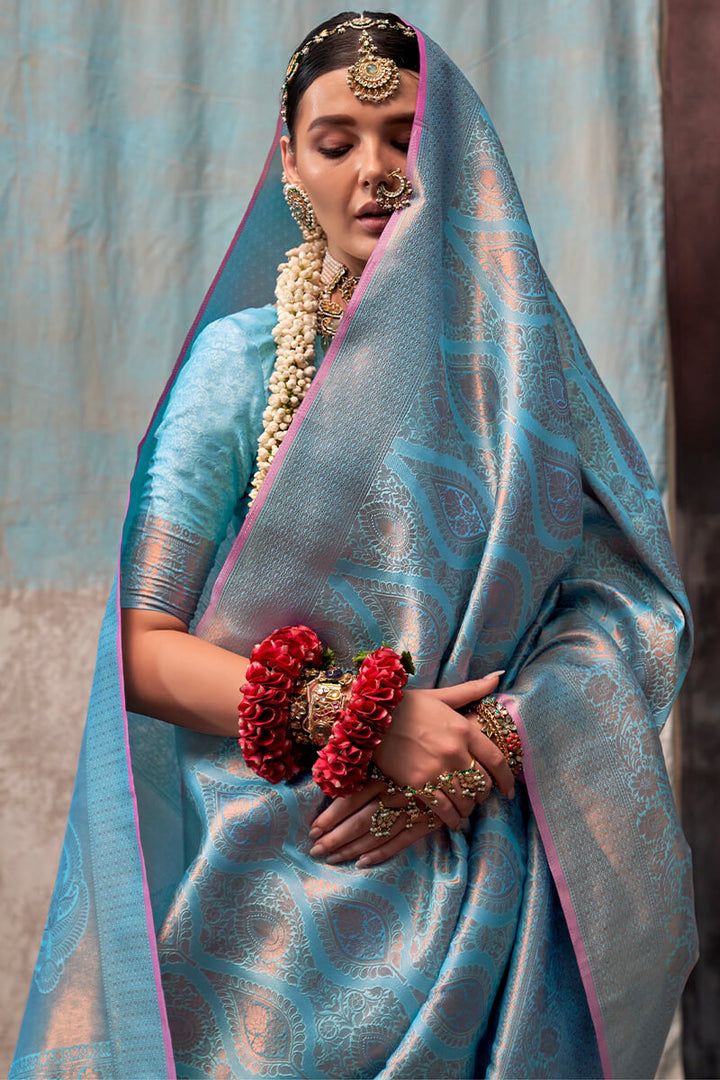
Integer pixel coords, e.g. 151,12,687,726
120,307,277,623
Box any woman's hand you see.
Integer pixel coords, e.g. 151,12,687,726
374,673,514,796
309,780,441,867
309,672,514,866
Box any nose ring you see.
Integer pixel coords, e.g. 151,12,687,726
376,169,413,212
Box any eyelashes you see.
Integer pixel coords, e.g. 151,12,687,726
317,141,410,159
318,146,351,158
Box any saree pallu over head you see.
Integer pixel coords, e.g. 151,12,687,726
12,27,695,1080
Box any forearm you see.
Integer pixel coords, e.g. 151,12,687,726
121,607,249,737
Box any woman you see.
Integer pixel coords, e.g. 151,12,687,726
12,11,695,1080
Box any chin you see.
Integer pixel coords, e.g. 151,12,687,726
352,237,382,269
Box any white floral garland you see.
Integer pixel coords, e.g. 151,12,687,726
248,233,325,502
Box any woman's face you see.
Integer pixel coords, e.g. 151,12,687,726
281,66,419,276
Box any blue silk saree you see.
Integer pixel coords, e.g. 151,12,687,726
12,28,696,1080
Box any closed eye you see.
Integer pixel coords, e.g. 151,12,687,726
318,145,351,158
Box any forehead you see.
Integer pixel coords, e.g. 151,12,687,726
294,67,419,130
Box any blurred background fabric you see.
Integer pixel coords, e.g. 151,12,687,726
2,0,714,1075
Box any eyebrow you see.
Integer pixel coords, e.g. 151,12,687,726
307,111,416,132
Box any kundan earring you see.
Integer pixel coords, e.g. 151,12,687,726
376,169,413,212
283,176,317,238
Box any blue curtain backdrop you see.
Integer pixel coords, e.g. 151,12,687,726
1,0,672,1072
1,0,668,590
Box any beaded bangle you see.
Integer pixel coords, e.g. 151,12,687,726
312,647,409,797
470,695,523,775
238,625,323,783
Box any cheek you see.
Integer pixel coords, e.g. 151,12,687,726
306,176,345,221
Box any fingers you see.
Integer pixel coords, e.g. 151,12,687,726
309,780,385,840
468,729,515,799
417,764,492,825
313,799,439,867
356,818,440,868
309,758,501,869
309,786,411,858
437,671,504,711
417,789,463,830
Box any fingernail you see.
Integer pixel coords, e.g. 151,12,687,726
487,670,506,677
308,826,323,840
326,854,342,865
356,856,372,868
309,843,324,857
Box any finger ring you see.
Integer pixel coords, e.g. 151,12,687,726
457,763,487,799
369,800,403,839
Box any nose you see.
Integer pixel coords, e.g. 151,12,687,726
358,139,393,190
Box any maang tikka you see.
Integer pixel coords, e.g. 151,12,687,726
346,28,400,104
281,16,415,120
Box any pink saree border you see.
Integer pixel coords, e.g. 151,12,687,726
114,114,287,1080
114,41,428,1047
115,546,176,1078
196,27,428,635
114,38,429,1053
499,693,613,1079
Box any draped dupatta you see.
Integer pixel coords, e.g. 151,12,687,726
13,27,695,1080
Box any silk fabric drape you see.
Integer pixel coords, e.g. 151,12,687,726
11,23,694,1080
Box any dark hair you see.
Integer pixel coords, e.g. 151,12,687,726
284,10,420,139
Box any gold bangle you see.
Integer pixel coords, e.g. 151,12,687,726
289,669,353,747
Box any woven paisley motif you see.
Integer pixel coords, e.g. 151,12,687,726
542,458,582,527
342,575,449,667
33,821,89,994
450,116,526,223
443,352,505,434
361,499,415,558
467,831,524,913
394,451,490,558
206,971,307,1078
162,971,224,1070
454,226,550,316
309,885,403,978
427,966,494,1047
197,867,311,982
196,775,290,862
156,892,194,965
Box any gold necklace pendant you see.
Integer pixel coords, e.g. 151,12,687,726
346,30,400,104
318,263,359,344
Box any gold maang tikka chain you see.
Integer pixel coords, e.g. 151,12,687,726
281,16,415,119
